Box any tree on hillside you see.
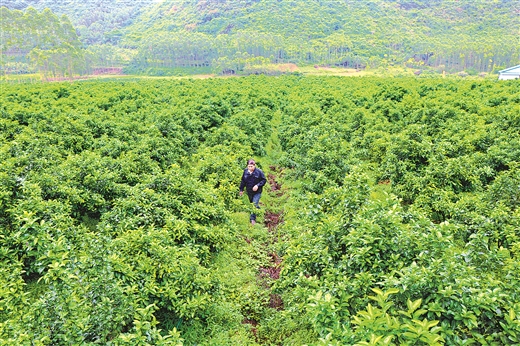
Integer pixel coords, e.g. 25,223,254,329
1,6,84,78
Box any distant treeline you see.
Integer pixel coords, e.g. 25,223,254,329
1,0,519,77
125,0,518,74
0,7,83,78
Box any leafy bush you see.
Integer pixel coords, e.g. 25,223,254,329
1,76,518,344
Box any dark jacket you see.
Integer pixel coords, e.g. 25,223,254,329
239,168,267,193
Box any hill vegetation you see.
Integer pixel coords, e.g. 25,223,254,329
1,0,518,77
1,0,155,77
3,0,155,45
124,0,519,74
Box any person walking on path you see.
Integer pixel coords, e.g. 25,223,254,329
239,159,267,225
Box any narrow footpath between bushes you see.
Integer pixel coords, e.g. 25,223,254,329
261,166,284,311
242,164,285,343
240,108,288,343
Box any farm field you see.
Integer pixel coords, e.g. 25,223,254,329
1,76,519,345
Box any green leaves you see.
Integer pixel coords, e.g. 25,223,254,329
1,76,519,345
398,297,427,320
116,304,184,345
0,79,279,343
351,289,444,345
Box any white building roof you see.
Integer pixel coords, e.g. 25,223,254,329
498,65,520,74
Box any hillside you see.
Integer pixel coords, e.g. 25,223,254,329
123,0,519,73
1,0,519,77
3,0,157,45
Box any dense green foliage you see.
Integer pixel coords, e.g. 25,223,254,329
0,78,277,344
1,76,519,345
0,6,83,77
268,77,520,345
4,0,154,45
122,0,519,73
2,0,519,77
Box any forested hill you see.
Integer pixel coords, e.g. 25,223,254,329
3,0,157,45
123,0,519,73
2,0,519,77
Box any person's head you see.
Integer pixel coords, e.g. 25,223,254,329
247,159,256,172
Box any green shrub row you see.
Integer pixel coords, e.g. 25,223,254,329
1,76,519,344
268,77,520,344
0,78,279,344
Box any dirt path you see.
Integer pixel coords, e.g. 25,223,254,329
262,166,285,310
241,105,287,343
242,165,285,342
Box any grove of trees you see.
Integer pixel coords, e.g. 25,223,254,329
0,7,83,78
123,0,519,74
2,0,519,77
1,76,519,344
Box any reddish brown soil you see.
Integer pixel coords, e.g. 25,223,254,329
268,173,283,196
269,293,284,310
262,167,284,309
92,67,123,75
243,166,286,339
242,318,259,339
264,211,282,233
260,253,282,280
268,165,284,197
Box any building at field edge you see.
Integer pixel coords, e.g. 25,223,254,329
498,65,520,80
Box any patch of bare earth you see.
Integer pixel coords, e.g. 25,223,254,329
260,251,283,311
242,166,285,341
277,63,299,72
261,166,284,310
242,318,259,340
92,67,123,75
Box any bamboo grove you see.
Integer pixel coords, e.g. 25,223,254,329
0,76,519,344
